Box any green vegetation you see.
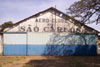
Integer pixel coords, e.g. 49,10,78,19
0,56,25,67
23,64,31,67
0,21,13,31
0,64,2,67
67,0,100,24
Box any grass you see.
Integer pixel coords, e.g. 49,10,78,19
0,56,25,67
0,56,100,67
0,64,2,67
23,64,31,67
74,62,84,67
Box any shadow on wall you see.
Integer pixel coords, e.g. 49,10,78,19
43,33,97,56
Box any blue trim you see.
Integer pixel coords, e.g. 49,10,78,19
3,45,27,56
27,45,46,55
3,45,97,56
28,45,97,56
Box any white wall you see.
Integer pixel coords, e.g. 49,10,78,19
28,32,52,45
0,35,3,55
4,33,26,45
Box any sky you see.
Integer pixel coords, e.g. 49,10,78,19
0,0,100,31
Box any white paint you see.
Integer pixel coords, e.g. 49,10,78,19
0,35,3,55
28,32,53,45
4,33,26,45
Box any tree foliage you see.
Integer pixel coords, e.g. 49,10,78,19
67,0,100,24
0,21,13,31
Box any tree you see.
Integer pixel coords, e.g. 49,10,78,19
0,21,13,31
67,0,100,24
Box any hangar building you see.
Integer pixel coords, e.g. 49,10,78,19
0,7,99,56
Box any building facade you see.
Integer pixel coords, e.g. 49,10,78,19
0,7,99,56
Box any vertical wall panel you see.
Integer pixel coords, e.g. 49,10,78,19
0,35,3,55
4,33,26,45
3,32,97,56
43,33,97,55
3,33,27,55
28,32,52,45
27,32,52,55
27,33,97,55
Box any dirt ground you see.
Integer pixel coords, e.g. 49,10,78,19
0,56,100,67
